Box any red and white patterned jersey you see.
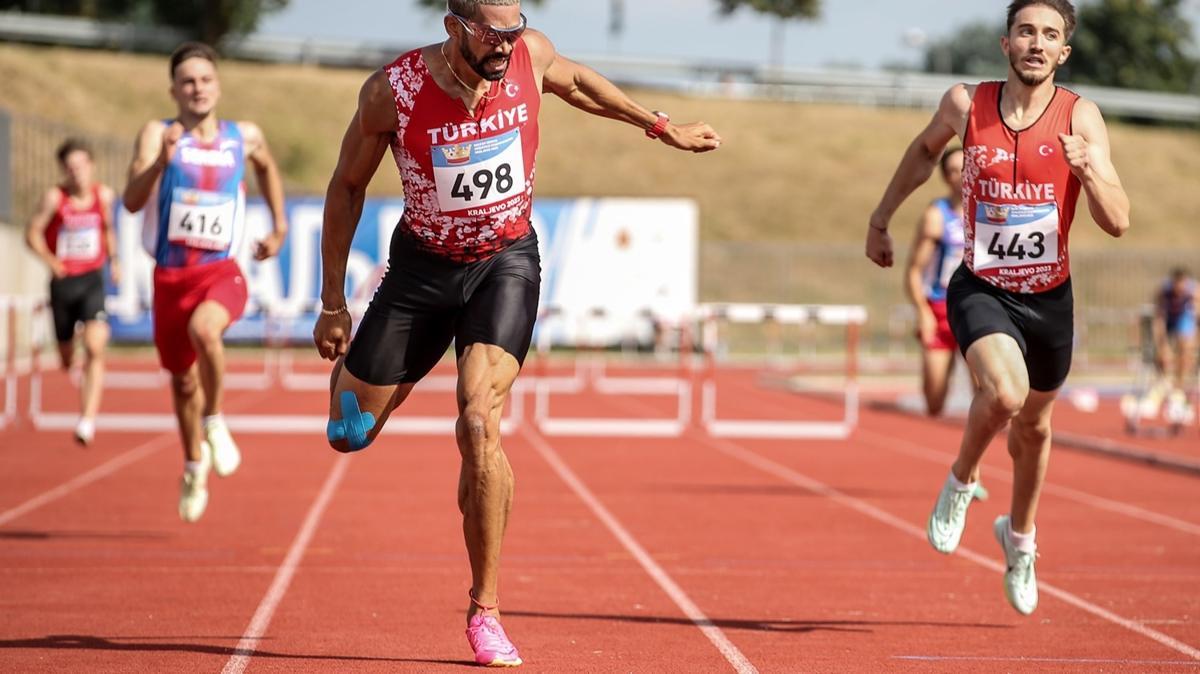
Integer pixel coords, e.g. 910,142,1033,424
45,185,109,277
384,40,541,263
962,81,1082,294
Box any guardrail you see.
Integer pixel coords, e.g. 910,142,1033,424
2,11,1197,122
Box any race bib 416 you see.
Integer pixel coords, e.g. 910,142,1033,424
973,201,1059,272
432,128,526,216
167,188,236,252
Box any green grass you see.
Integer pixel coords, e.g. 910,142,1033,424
2,42,1198,249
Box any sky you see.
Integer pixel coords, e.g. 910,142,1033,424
256,0,1200,71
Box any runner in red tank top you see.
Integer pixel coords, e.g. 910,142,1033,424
312,0,722,665
865,0,1130,617
24,139,120,446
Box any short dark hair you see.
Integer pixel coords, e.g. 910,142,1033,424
940,147,963,178
56,138,92,165
1170,267,1191,281
1007,0,1077,40
169,41,218,80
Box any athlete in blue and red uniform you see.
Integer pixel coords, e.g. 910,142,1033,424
905,148,966,416
867,0,1130,616
312,0,720,665
124,42,289,523
1152,268,1197,408
24,139,120,446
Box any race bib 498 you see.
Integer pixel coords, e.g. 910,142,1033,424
167,188,236,252
973,201,1059,272
432,128,526,216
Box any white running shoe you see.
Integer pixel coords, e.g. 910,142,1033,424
994,515,1038,615
179,467,209,523
927,472,976,554
74,417,95,446
205,417,242,478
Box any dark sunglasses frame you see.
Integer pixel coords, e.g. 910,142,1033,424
449,11,528,46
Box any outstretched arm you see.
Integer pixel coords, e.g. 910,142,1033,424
1061,98,1130,238
240,121,290,260
526,31,721,153
24,188,66,279
313,70,395,362
866,84,969,268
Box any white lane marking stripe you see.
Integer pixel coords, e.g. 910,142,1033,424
700,433,1200,661
0,434,173,527
854,428,1200,537
521,428,759,674
894,655,1200,666
221,455,350,674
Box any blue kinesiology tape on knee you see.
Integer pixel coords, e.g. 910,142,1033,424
326,391,376,452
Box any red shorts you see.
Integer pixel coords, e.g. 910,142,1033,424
925,299,957,351
153,259,247,374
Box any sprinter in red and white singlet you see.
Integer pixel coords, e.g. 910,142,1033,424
24,139,119,446
866,0,1130,617
312,1,722,665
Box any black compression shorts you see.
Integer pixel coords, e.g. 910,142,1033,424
946,265,1074,392
48,269,107,343
343,230,541,386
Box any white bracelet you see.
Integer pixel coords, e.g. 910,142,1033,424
320,305,349,317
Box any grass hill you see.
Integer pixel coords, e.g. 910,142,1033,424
1,42,1197,249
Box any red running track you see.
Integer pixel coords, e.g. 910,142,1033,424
0,357,1198,672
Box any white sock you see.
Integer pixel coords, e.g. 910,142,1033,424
1007,521,1037,554
949,472,976,493
202,414,224,429
184,460,205,475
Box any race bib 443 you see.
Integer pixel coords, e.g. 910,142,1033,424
167,188,236,252
973,201,1059,272
432,128,526,216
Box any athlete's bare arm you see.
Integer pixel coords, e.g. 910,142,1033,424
905,205,945,342
524,30,721,153
239,121,290,260
314,70,396,361
98,185,122,285
1062,98,1130,238
124,120,181,213
866,84,972,268
24,188,66,279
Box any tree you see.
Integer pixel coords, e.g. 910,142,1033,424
414,0,545,12
922,0,1198,93
715,0,821,70
1066,0,1197,93
921,21,1008,77
0,0,290,46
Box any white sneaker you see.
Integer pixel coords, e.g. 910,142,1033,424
179,466,209,523
927,472,975,554
74,418,96,446
205,417,242,478
994,515,1038,615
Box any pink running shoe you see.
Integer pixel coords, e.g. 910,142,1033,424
466,614,522,667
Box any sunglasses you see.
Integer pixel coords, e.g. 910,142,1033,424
449,11,528,46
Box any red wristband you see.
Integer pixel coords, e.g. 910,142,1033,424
645,111,669,140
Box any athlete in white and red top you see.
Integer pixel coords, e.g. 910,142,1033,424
24,139,120,446
313,0,721,666
865,0,1129,617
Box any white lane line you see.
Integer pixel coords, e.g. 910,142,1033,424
894,655,1200,667
854,427,1200,537
0,434,173,527
521,428,760,674
699,433,1200,662
221,455,350,674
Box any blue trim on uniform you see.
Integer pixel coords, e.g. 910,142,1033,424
326,391,376,452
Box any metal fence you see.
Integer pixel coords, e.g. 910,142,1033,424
701,242,1195,364
0,108,128,226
